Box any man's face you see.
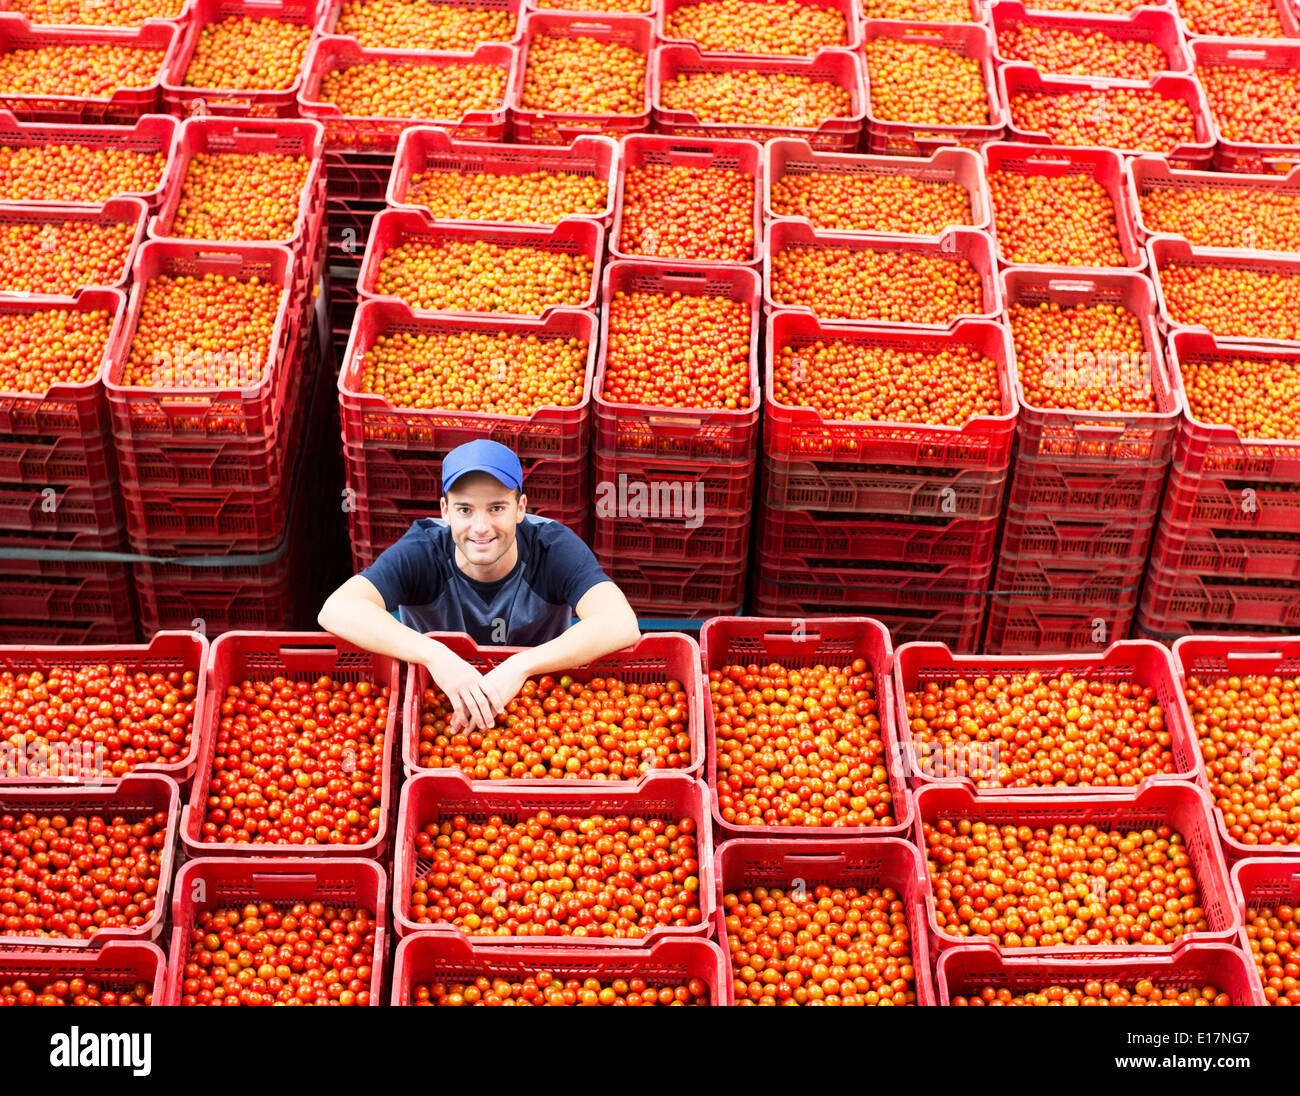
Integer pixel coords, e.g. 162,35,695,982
440,471,527,569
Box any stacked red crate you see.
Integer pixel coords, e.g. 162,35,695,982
596,144,762,616
0,111,176,641
107,115,327,634
298,22,518,363
758,140,1008,649
1137,216,1300,639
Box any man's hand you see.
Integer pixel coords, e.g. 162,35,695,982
479,655,531,722
426,647,496,733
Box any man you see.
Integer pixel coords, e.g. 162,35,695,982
318,439,641,734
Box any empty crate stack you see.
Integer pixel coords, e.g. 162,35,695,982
341,127,610,568
106,115,327,634
756,139,1009,650
298,8,518,365
0,111,180,643
593,135,763,618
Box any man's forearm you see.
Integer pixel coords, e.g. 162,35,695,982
318,598,442,665
510,614,639,676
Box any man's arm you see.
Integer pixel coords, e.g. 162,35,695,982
478,581,641,713
317,575,497,731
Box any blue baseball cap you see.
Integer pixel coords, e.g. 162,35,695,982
441,439,524,494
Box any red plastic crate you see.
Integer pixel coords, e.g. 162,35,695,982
104,239,301,442
0,629,207,785
999,502,1164,564
0,109,177,208
347,445,589,512
652,44,865,152
0,567,135,646
0,196,147,294
0,431,115,488
593,506,750,562
324,146,393,200
339,300,595,462
765,221,1002,328
0,774,179,948
595,449,756,514
1004,457,1169,517
0,288,128,444
657,0,860,56
299,37,515,151
148,115,326,288
762,455,1008,519
983,595,1139,654
989,2,1192,79
1232,856,1300,1004
317,0,525,45
862,21,1006,157
984,142,1143,269
745,594,986,650
894,638,1200,793
0,16,176,123
387,128,616,227
765,313,1016,472
160,0,328,118
915,782,1239,956
764,138,992,236
357,211,603,319
179,631,401,859
992,548,1149,599
757,504,1000,569
392,932,726,1005
1193,39,1300,175
0,616,138,644
1149,517,1300,581
753,554,992,613
998,63,1215,167
1152,237,1300,352
165,858,387,1005
713,837,935,1005
1142,567,1300,629
511,13,652,145
1158,468,1300,534
700,615,914,839
598,554,748,615
1181,0,1300,39
392,770,716,943
0,940,167,1004
1166,330,1300,482
403,631,705,780
0,480,122,536
936,940,1265,1005
596,262,759,462
610,134,762,267
0,0,196,25
1127,156,1300,251
134,553,304,634
1171,636,1300,859
1003,268,1181,466
349,501,590,566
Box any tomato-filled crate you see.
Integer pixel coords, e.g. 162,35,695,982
387,128,618,228
0,629,208,786
652,44,865,153
935,941,1265,1005
315,0,525,46
165,858,388,1005
0,15,178,124
298,37,516,151
393,771,715,945
179,631,401,860
0,197,148,296
0,773,180,949
700,615,914,839
1231,857,1300,1005
713,837,936,1005
402,630,704,781
391,934,727,1005
893,639,1202,795
610,135,763,267
656,0,861,57
1192,39,1300,175
764,139,993,237
339,299,596,462
914,782,1239,958
0,941,168,1006
596,261,760,462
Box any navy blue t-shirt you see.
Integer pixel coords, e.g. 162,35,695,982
359,514,611,645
